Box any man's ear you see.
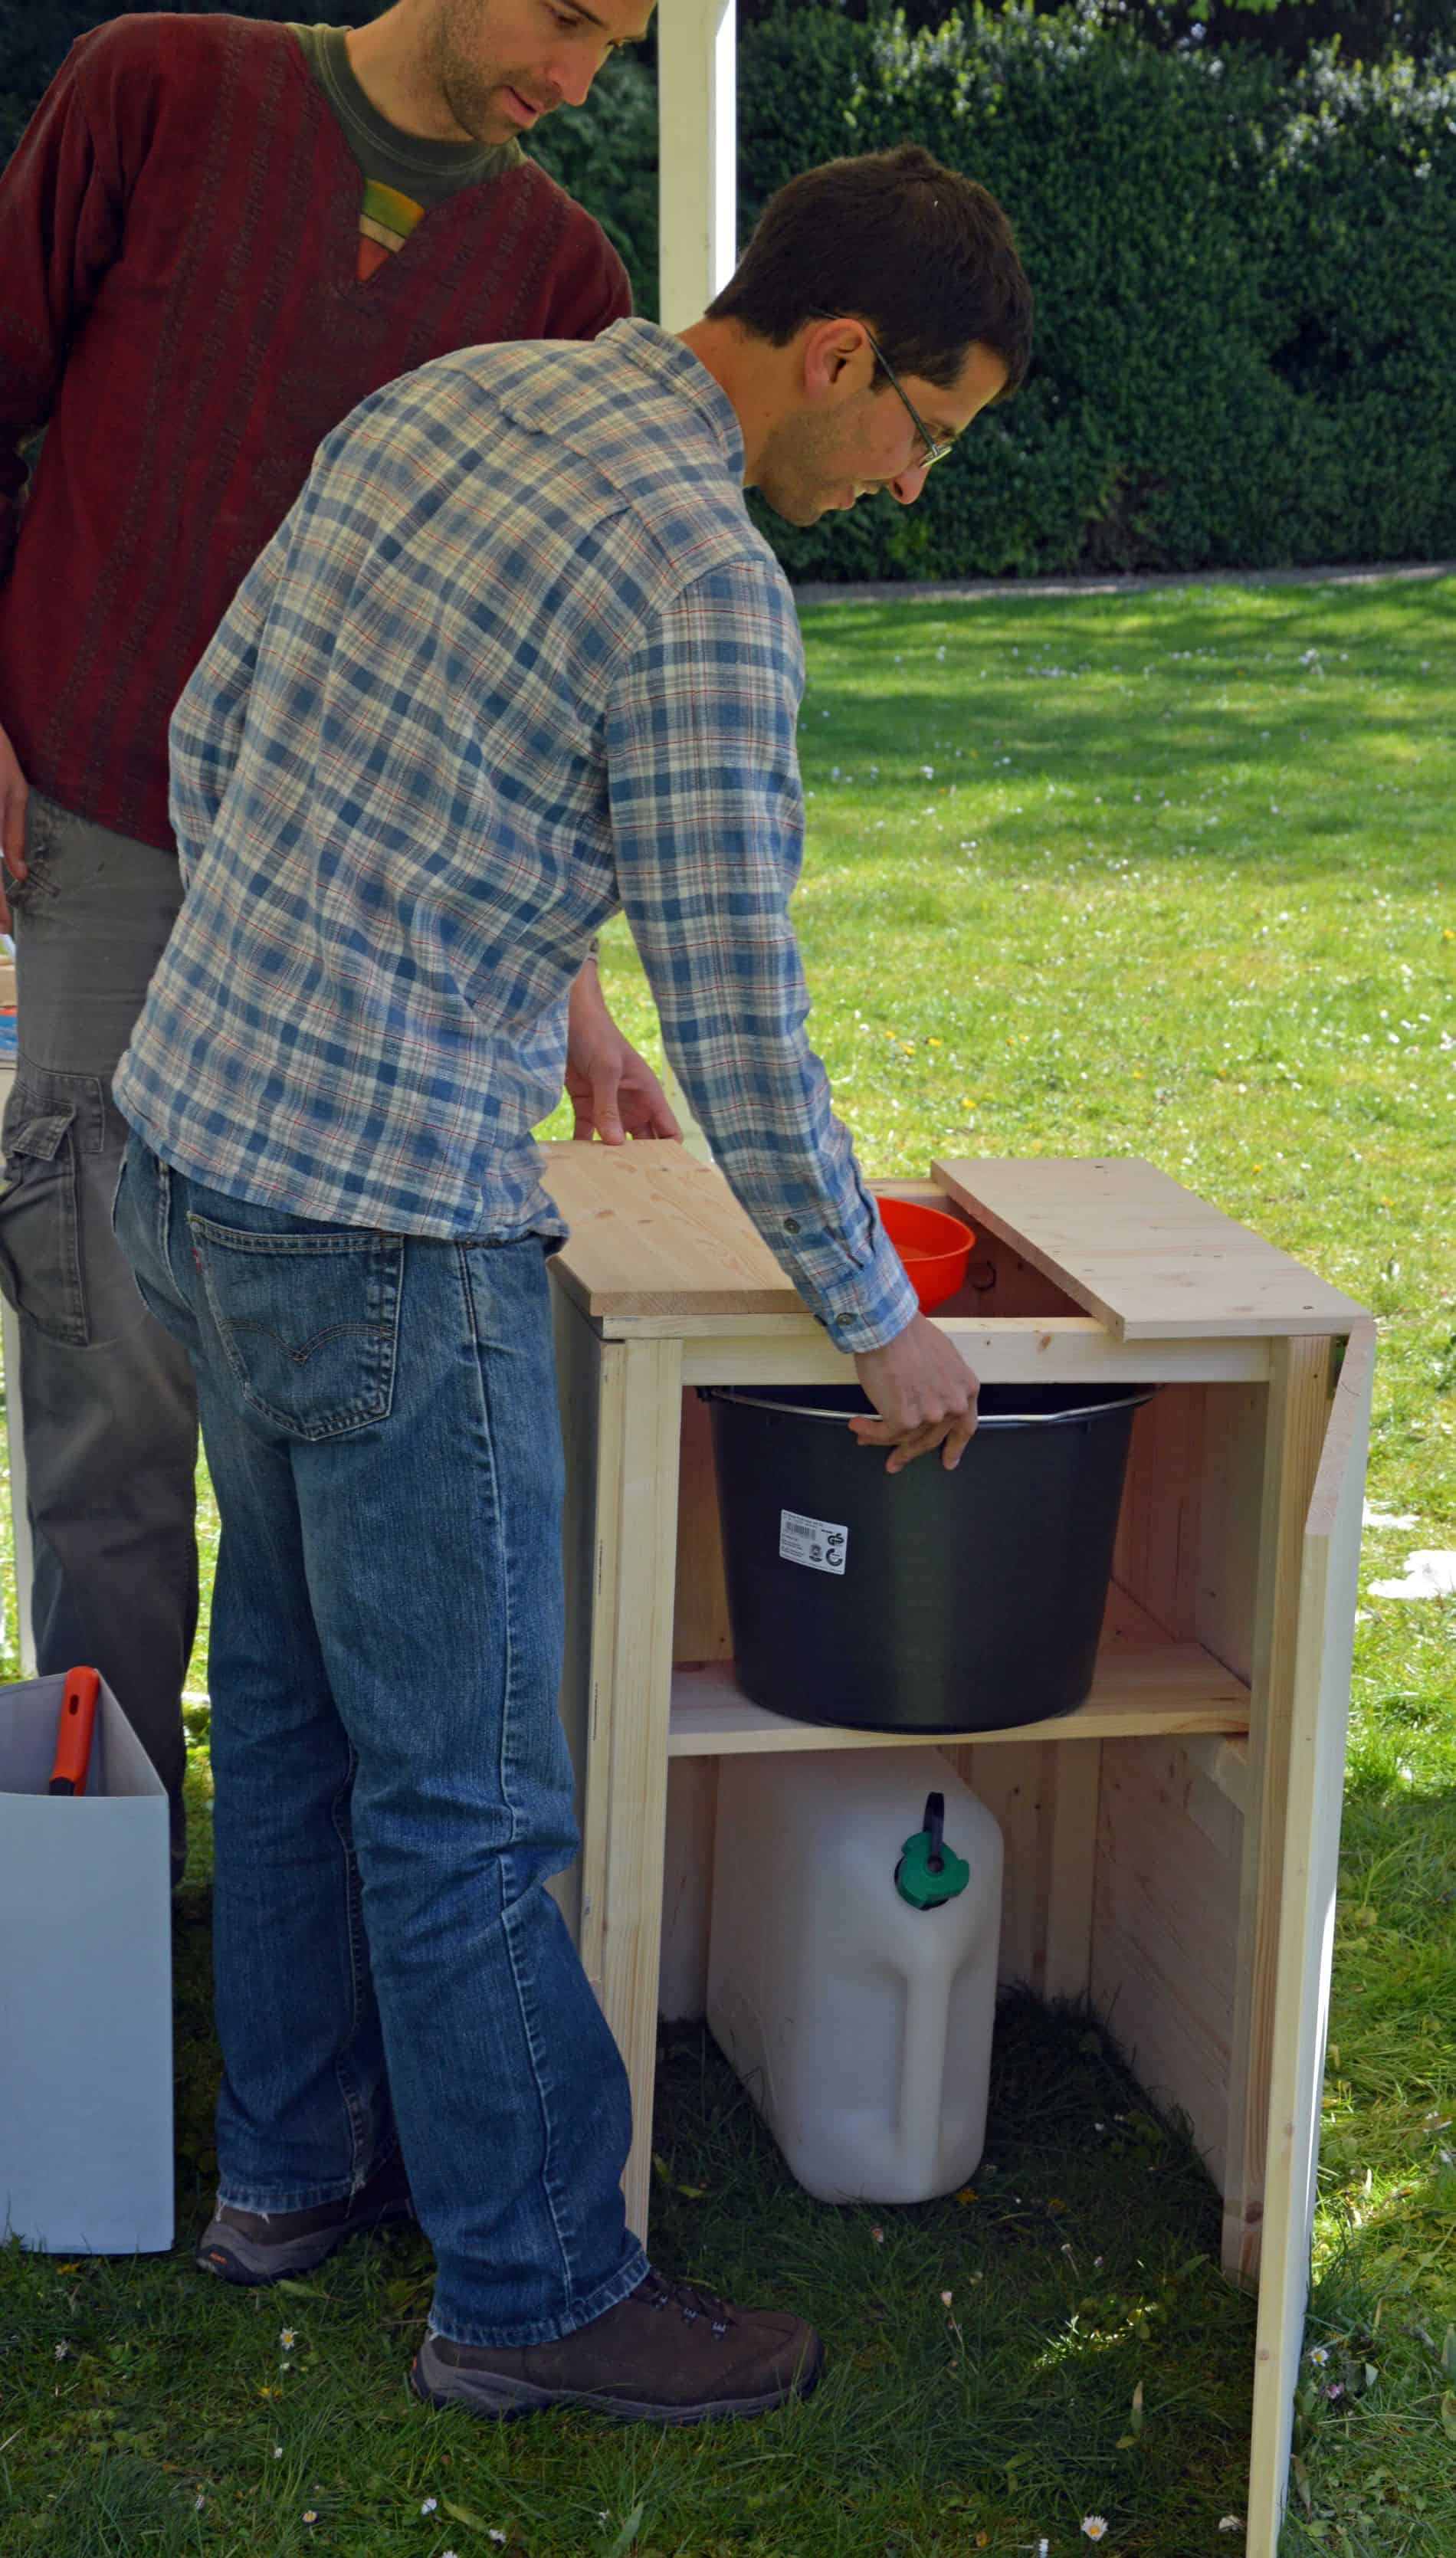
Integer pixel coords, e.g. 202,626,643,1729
800,317,868,406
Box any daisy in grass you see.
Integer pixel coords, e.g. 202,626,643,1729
1082,2521,1110,2543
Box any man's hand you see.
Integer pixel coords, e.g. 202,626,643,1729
851,1313,979,1474
0,720,29,935
565,959,682,1146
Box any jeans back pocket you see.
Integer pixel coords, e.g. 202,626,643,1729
188,1214,403,1441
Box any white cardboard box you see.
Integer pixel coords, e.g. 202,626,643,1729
0,1672,173,2252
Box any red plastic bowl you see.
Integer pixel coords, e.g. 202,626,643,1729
874,1193,976,1313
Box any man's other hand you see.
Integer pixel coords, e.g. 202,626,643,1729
565,959,682,1146
0,720,29,935
851,1313,979,1474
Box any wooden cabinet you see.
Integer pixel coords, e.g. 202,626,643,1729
543,1140,1372,2558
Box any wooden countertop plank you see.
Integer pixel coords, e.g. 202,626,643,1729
930,1156,1368,1341
541,1141,1367,1339
541,1141,802,1319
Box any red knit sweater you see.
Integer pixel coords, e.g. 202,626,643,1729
0,15,631,851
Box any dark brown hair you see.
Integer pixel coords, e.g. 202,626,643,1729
707,144,1032,396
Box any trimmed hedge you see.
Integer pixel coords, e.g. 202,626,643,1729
7,5,1455,576
533,8,1456,578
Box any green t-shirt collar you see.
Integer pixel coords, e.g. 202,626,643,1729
290,23,520,203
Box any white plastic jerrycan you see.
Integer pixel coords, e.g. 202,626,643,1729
707,1748,1003,2205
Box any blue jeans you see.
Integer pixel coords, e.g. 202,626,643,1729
113,1134,646,2344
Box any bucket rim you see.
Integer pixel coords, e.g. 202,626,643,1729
703,1385,1156,1430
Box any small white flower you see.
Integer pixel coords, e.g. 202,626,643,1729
303,2515,318,2529
195,2494,206,2510
279,2327,297,2349
870,2225,884,2244
421,2497,438,2514
54,2339,71,2361
274,2445,284,2458
1308,2344,1329,2365
1082,2520,1110,2543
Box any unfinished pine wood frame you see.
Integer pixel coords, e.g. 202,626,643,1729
544,1143,1372,2558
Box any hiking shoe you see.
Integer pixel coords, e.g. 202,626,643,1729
196,2150,413,2285
410,2269,823,2425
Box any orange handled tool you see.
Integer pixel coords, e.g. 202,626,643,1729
48,1665,100,1796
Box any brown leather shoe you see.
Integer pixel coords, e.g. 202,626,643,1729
410,2270,824,2424
196,2150,413,2284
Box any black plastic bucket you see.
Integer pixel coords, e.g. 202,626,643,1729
705,1382,1153,1733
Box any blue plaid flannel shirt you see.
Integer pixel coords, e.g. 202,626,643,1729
115,320,918,1353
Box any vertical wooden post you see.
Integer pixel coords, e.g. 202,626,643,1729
657,0,738,331
1246,1326,1374,2556
1222,1337,1336,2286
577,1335,684,2245
646,0,735,1168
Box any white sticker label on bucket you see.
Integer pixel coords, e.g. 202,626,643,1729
779,1509,848,1576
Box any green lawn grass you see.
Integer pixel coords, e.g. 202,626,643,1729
2,575,1453,2558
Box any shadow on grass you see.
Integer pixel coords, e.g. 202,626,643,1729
5,1802,1445,2556
647,1994,1259,2553
789,581,1455,892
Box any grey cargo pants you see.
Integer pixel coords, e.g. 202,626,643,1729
0,791,197,1879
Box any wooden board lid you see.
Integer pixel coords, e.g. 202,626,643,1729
541,1141,799,1319
931,1156,1369,1340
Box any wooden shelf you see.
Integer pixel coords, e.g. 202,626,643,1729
668,1641,1251,1757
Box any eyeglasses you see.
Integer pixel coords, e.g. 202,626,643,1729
806,313,958,474
862,326,954,472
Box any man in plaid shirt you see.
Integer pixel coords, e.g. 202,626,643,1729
113,145,1031,2423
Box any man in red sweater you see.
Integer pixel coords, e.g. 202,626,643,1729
0,1,671,1884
